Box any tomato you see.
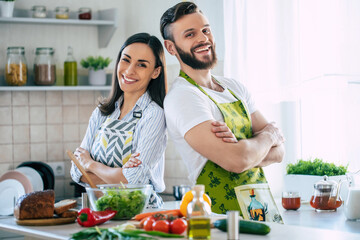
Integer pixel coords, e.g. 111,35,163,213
152,219,170,233
170,218,188,234
143,216,156,231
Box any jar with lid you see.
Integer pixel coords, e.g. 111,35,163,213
55,6,69,19
310,175,343,212
5,47,27,86
78,7,91,20
187,184,211,240
31,5,47,18
34,48,56,86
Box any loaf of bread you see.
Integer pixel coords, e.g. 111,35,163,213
54,199,77,215
14,190,55,220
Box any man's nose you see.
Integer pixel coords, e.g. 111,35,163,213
197,32,209,43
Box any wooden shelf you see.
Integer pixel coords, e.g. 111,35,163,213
0,8,118,48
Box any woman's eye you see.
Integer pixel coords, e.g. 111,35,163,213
121,58,130,63
138,63,147,68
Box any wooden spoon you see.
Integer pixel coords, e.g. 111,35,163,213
66,150,97,189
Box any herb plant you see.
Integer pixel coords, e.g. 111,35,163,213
286,158,348,176
80,56,111,71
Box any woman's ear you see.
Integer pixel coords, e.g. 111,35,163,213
151,66,162,79
164,40,176,55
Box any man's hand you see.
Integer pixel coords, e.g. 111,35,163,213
254,122,285,147
211,121,238,143
123,153,142,168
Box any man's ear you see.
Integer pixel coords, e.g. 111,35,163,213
164,40,177,56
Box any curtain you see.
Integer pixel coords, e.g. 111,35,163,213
223,0,360,195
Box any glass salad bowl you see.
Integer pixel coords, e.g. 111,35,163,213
86,184,152,220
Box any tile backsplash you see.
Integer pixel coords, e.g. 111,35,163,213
0,63,223,199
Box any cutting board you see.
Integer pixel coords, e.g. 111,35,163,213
16,217,76,226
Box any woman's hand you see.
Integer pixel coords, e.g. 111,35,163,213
211,121,238,143
74,147,95,171
123,153,142,168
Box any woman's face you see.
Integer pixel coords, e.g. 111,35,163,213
117,42,161,96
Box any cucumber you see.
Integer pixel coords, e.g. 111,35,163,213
213,219,271,235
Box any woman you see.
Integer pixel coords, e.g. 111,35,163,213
70,33,168,207
70,32,236,208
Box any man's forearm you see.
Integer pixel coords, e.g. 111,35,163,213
256,143,285,167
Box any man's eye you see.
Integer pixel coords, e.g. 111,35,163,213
185,33,194,38
203,29,211,34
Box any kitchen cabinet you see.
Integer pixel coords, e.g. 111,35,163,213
0,8,118,48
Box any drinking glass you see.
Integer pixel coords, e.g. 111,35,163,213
282,191,301,210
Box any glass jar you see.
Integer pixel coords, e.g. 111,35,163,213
34,48,56,85
78,7,91,20
5,47,27,86
55,6,69,19
31,5,47,18
310,175,343,212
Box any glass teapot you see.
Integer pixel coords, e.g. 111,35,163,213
310,175,343,212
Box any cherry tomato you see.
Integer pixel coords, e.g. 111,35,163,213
152,219,170,233
170,218,188,234
143,216,156,231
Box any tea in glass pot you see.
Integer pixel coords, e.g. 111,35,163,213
310,176,343,212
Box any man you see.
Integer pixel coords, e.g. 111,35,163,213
160,2,285,215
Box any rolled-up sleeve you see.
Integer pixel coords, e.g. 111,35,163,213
123,104,167,192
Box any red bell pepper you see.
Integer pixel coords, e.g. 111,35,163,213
77,208,117,227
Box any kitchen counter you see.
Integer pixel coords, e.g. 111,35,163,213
0,201,359,240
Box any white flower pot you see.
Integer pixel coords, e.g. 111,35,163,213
283,174,349,202
0,1,15,18
88,69,106,86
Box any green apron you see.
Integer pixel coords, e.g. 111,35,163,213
180,71,267,215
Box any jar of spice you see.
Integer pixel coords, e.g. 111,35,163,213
31,5,47,18
78,7,91,20
5,47,27,86
34,48,56,85
55,6,69,19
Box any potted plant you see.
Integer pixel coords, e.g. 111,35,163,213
284,158,349,201
80,56,111,86
0,0,15,18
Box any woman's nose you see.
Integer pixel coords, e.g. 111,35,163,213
125,63,136,74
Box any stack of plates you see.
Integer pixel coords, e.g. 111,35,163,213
0,161,55,216
0,179,25,215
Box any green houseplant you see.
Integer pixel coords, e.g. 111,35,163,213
80,56,111,86
284,158,349,201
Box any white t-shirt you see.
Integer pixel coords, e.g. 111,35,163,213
164,75,257,185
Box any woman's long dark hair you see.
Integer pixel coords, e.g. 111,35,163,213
99,33,167,115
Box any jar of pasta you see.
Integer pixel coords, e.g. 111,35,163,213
5,47,28,86
34,47,56,85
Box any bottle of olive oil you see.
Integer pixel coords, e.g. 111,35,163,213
187,184,211,240
64,46,77,86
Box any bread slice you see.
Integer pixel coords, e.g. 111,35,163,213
14,190,55,220
59,209,78,218
54,199,77,215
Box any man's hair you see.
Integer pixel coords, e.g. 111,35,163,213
160,1,200,41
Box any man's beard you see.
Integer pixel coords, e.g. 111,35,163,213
175,42,217,70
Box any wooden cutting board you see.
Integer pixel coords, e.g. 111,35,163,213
16,217,76,226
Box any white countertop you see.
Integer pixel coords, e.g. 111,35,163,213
0,201,359,240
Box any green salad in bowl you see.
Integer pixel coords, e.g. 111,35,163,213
86,184,152,220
